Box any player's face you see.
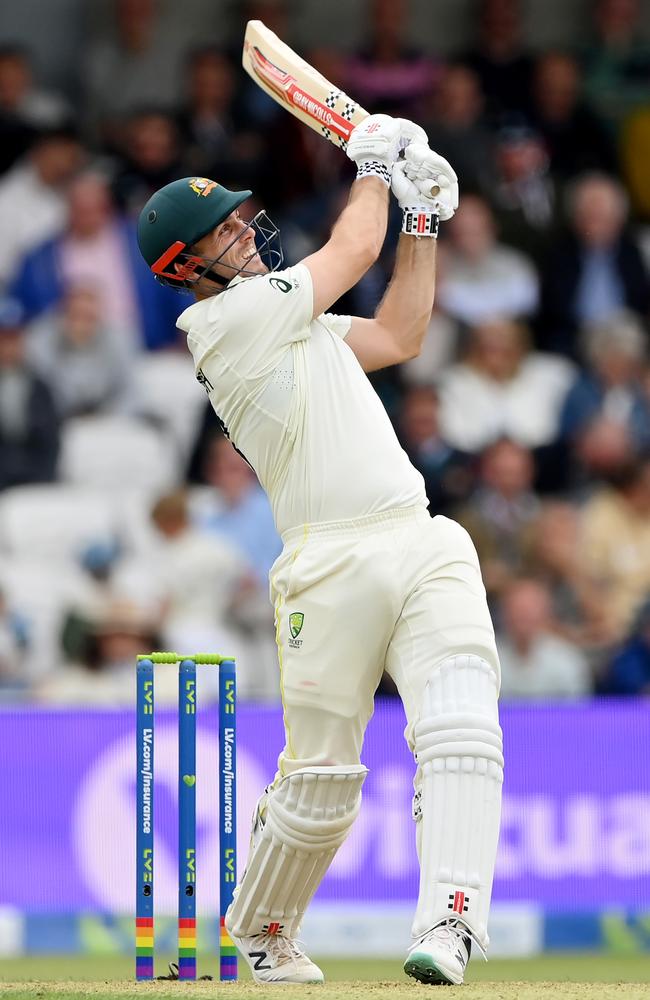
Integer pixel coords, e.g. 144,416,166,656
195,210,268,282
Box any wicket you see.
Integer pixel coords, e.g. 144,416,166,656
135,652,237,981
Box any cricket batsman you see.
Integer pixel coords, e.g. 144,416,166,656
137,114,503,986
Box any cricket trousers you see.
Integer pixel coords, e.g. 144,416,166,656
269,504,500,776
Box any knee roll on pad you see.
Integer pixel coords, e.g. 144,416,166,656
412,654,503,950
226,764,367,938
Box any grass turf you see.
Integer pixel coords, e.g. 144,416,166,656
1,954,650,999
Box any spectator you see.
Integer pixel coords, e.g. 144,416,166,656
529,52,617,180
464,0,533,117
0,45,72,174
497,578,592,699
421,64,496,196
84,0,190,144
522,501,612,650
37,598,161,705
581,0,650,129
346,0,439,117
438,318,575,453
396,386,473,514
193,435,282,585
539,173,650,357
0,125,83,287
437,195,539,325
179,47,263,191
0,585,30,690
580,457,650,639
26,285,136,418
0,297,59,491
10,170,185,349
491,119,559,264
114,489,269,699
112,108,184,218
0,44,71,131
454,438,540,599
571,416,637,491
607,597,650,695
560,310,650,453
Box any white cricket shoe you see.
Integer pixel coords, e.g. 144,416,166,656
404,919,472,985
230,930,324,984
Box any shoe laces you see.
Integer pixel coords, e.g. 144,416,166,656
420,920,471,960
252,933,307,964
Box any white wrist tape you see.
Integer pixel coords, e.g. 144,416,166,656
402,208,439,238
356,160,391,187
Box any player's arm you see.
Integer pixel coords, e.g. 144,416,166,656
345,235,437,372
302,114,405,319
344,145,459,373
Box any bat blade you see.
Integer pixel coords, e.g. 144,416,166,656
242,20,439,200
242,20,369,149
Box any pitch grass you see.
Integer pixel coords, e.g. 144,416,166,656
1,955,650,1000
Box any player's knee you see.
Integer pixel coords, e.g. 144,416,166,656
413,653,503,774
268,765,368,850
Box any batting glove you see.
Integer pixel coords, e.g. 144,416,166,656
400,143,459,222
347,113,403,187
396,119,429,152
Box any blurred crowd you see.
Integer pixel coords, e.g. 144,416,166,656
1,0,650,703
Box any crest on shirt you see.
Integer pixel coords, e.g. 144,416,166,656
188,177,218,197
289,612,304,647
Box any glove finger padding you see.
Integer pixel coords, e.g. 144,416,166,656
404,143,457,180
392,161,437,210
402,143,459,221
396,118,429,152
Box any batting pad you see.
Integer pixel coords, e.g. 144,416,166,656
226,765,367,938
412,654,503,950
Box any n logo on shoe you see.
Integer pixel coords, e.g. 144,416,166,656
250,951,272,971
448,890,469,914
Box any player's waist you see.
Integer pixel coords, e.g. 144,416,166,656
280,503,430,545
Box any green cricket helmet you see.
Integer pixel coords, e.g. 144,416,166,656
137,176,283,289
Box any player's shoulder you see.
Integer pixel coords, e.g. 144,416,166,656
177,264,312,334
229,263,311,303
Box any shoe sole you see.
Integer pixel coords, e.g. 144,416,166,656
404,952,459,986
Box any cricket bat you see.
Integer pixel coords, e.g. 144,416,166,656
242,19,369,150
242,20,439,196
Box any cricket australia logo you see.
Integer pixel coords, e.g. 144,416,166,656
288,611,304,648
188,177,218,197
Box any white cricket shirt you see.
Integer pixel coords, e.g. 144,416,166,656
177,264,426,535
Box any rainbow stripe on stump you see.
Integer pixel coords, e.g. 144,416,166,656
135,916,154,979
220,916,238,980
178,917,197,979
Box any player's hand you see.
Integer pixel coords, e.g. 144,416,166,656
346,114,402,169
392,159,437,212
400,143,459,221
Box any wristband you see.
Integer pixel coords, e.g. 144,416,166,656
356,160,391,187
402,208,439,238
